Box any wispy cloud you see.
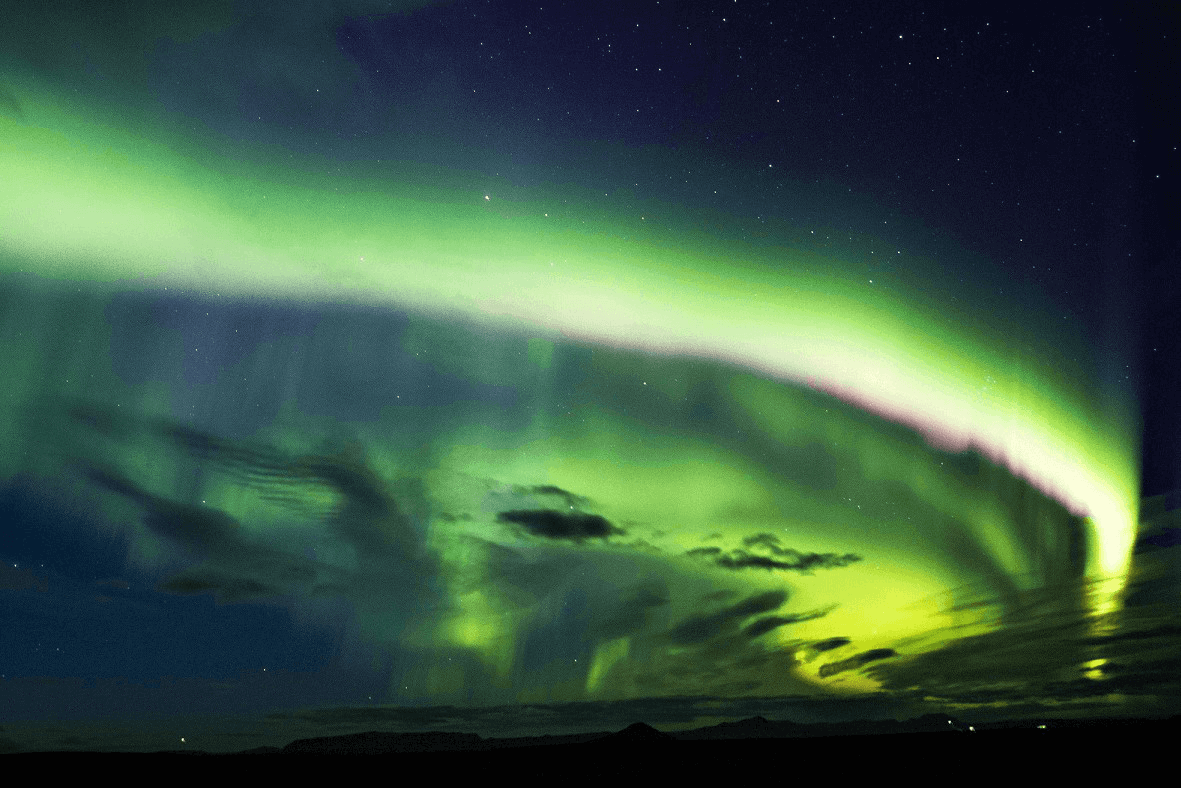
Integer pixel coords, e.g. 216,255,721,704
497,509,625,541
667,590,789,645
819,648,897,678
686,533,862,573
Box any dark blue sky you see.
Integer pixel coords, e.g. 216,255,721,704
1,0,1178,753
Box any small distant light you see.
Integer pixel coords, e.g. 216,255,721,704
484,195,490,200
1037,724,1047,730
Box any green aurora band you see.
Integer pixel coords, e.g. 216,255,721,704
0,77,1141,700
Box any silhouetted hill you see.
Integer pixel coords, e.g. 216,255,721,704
260,713,970,755
283,730,483,754
253,712,1180,756
11,712,1181,779
675,712,964,740
587,721,676,745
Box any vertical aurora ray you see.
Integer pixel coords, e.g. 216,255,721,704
0,76,1140,702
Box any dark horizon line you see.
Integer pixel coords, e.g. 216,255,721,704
9,710,1181,756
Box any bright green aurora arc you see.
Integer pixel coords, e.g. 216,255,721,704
0,74,1140,708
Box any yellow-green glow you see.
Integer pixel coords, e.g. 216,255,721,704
444,590,519,679
0,75,1141,694
586,637,631,695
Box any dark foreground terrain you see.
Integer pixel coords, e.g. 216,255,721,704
7,714,1172,778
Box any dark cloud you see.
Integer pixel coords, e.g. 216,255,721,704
810,637,851,653
85,465,242,553
819,648,897,678
722,551,857,571
1081,623,1181,647
668,590,787,645
624,538,664,554
743,533,784,551
692,547,862,572
497,509,624,541
161,423,400,542
160,572,278,600
743,616,795,639
66,398,136,439
1134,528,1181,553
61,406,438,618
684,532,861,572
513,484,591,510
744,608,834,639
596,579,671,639
706,369,1091,621
865,572,1181,712
472,538,557,598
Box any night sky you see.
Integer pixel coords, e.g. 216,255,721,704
1,1,1178,753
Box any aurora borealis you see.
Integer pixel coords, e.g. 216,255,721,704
2,1,1178,753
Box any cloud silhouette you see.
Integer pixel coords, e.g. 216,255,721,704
497,509,624,541
668,590,788,645
864,572,1181,712
686,537,862,573
717,550,862,571
70,410,438,616
1134,528,1181,553
810,637,851,653
819,648,897,678
597,579,671,639
512,484,592,510
744,608,833,639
